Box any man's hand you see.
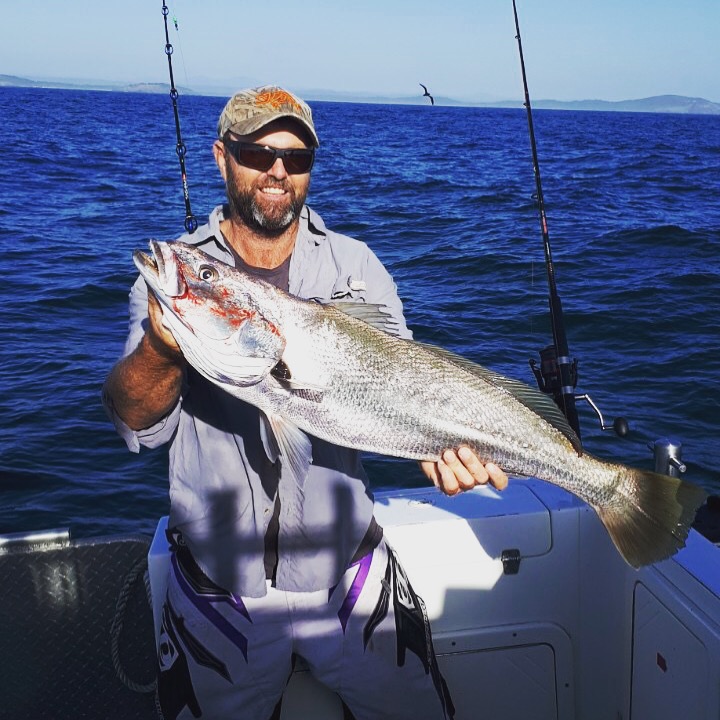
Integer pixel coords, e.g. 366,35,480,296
145,292,182,361
420,447,509,496
102,292,185,431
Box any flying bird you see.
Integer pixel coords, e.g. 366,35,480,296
419,83,434,105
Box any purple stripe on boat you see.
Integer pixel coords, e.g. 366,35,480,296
172,554,249,660
337,551,373,633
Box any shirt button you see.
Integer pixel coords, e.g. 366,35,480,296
264,508,270,515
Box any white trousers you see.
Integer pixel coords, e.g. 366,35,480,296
157,538,454,720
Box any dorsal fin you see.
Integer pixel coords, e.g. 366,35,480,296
326,302,400,335
417,342,583,455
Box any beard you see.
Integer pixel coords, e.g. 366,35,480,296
225,172,308,236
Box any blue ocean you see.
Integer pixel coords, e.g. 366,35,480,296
1,87,718,539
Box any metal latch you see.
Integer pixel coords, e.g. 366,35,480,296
501,548,522,575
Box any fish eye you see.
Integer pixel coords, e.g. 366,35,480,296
198,265,218,282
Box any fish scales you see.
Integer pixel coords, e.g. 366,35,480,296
269,303,611,498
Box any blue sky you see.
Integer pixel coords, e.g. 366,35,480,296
2,0,718,102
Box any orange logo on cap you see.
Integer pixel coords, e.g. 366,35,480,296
255,89,304,115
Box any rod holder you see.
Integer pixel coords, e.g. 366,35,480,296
649,438,687,477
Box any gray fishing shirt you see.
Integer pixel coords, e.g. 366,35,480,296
105,205,411,598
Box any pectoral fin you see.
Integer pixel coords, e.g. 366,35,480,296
259,412,313,489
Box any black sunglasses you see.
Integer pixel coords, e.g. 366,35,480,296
223,139,315,174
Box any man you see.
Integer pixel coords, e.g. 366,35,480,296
103,85,507,720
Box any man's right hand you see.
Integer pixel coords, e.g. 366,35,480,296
145,292,183,362
102,292,186,431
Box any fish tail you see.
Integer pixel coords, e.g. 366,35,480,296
595,468,707,568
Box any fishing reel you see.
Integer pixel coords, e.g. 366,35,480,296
529,345,577,397
530,345,629,438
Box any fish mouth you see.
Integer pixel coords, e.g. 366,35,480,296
133,241,184,298
132,247,158,286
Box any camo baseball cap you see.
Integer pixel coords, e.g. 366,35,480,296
217,85,319,147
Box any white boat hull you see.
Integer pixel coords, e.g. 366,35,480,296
146,477,720,719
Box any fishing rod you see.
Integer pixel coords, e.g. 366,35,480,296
161,1,197,234
511,0,581,438
511,1,630,442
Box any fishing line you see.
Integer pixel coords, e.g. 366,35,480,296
165,0,193,109
161,0,197,234
166,2,198,140
511,0,581,438
167,2,191,89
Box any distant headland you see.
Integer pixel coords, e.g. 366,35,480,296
0,75,195,96
1,74,719,115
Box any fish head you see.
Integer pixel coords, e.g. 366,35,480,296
133,240,286,386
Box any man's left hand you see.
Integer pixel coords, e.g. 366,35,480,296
420,447,509,496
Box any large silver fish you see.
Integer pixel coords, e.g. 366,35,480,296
134,240,706,568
